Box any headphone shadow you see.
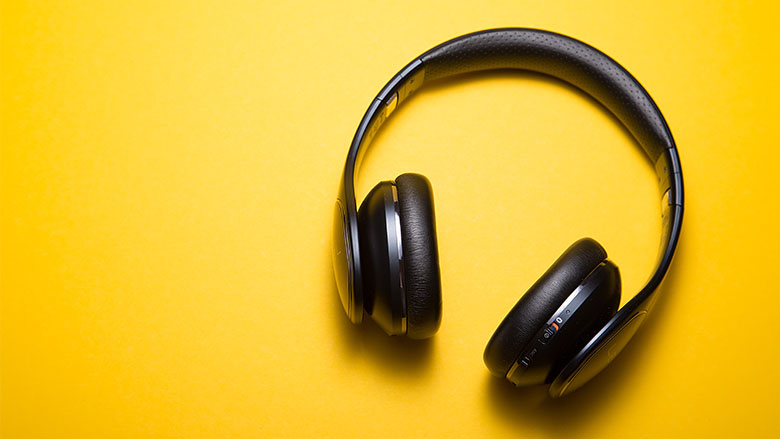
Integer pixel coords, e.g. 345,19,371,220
326,249,436,380
333,68,679,426
482,234,688,434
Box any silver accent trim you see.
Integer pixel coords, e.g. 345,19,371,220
505,263,605,383
391,185,407,334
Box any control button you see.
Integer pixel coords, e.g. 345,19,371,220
520,356,532,367
539,324,558,344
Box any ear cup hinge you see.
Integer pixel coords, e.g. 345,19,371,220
654,148,683,207
376,59,425,105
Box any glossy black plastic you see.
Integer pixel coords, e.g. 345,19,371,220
548,204,683,397
332,200,355,321
550,310,647,396
333,28,684,395
358,181,406,335
332,59,424,326
334,175,362,324
507,261,621,386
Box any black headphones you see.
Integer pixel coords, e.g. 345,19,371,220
331,28,683,397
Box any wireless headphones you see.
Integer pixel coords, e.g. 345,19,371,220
331,28,683,397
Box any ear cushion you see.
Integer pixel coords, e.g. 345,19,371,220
483,238,607,377
395,173,442,339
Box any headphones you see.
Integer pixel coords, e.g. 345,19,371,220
331,28,683,397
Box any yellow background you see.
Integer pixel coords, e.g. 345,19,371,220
2,1,779,437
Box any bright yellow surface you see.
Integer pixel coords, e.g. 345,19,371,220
2,1,779,437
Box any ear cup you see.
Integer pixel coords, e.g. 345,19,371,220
395,173,442,339
483,238,608,377
358,181,406,335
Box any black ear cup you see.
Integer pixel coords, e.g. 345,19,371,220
357,173,442,338
483,238,620,379
358,181,405,336
395,173,442,339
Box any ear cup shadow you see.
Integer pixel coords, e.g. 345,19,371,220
483,238,610,377
395,173,442,339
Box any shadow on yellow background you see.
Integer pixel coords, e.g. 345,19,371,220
327,233,688,437
484,237,687,434
3,1,779,437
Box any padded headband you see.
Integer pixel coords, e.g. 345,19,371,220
337,28,683,322
422,30,671,161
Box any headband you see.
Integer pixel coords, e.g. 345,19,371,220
335,29,683,361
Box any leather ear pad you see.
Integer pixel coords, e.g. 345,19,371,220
483,238,607,377
395,173,442,339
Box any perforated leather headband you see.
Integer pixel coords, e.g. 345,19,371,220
337,28,683,323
